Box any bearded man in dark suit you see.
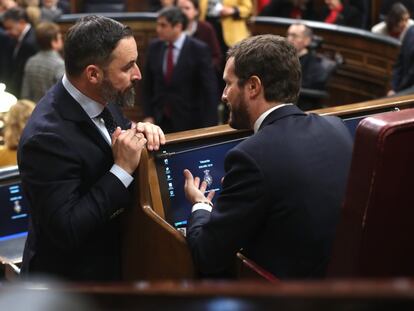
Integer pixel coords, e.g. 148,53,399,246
18,15,165,281
183,34,353,279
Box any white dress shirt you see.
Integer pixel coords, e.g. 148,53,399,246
62,75,133,188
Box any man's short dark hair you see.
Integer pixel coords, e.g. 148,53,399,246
386,2,409,33
35,22,60,50
64,15,133,77
3,7,29,23
227,34,301,103
158,6,188,30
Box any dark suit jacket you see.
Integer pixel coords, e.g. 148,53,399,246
8,26,38,98
0,29,12,84
187,105,353,279
142,36,218,133
18,81,132,281
392,25,414,92
300,52,330,90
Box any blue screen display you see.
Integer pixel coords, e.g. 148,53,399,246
156,138,245,233
0,180,28,240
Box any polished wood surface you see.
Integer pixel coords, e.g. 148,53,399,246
7,279,414,310
312,94,414,117
122,147,195,280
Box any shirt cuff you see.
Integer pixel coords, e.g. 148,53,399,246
110,164,134,188
192,202,213,213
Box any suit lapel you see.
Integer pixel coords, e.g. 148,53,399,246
157,41,167,83
52,81,112,154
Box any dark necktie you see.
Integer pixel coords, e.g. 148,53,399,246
165,42,174,84
98,107,117,136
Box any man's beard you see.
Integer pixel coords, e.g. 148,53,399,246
228,93,250,130
101,78,137,107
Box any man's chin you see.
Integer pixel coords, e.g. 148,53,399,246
229,119,247,130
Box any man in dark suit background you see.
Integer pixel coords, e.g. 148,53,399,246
18,15,165,281
287,23,334,110
388,25,414,96
142,6,218,133
183,34,353,279
287,23,327,91
2,7,38,98
0,28,12,84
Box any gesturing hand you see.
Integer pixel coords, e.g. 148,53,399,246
183,169,215,205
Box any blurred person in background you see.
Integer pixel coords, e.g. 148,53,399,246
177,0,222,72
286,23,327,90
17,0,42,25
0,0,17,15
40,0,62,21
320,0,363,28
260,0,315,20
388,24,414,96
2,7,38,98
142,7,218,133
372,2,414,41
380,0,414,19
0,99,35,166
21,21,64,102
198,0,252,54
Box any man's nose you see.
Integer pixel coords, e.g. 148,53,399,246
132,63,142,81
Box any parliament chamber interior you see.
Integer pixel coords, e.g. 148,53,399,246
1,0,414,309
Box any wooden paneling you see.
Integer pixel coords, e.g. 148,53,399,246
57,13,401,116
251,16,400,106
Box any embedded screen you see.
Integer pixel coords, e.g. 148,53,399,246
155,136,247,235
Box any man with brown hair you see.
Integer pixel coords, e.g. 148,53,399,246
183,34,353,279
21,21,64,102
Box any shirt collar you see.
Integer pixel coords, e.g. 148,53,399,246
169,33,186,50
62,74,105,119
253,103,293,133
18,24,31,43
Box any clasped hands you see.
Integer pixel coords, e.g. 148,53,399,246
112,122,166,174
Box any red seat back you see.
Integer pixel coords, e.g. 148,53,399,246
328,108,414,277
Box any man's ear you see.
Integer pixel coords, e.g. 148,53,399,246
246,75,262,98
85,65,102,84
